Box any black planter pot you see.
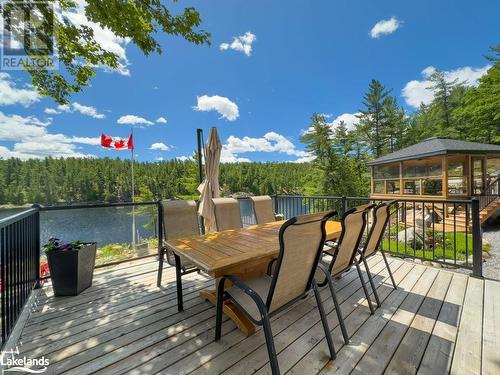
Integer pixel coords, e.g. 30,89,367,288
47,243,97,296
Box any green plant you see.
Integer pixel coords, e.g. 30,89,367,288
43,238,84,253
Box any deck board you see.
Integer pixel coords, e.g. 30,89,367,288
13,256,500,375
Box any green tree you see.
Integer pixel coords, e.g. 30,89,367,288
382,96,408,152
332,121,353,155
453,46,500,144
357,79,391,157
427,70,462,136
9,0,210,104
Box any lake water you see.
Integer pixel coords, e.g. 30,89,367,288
0,199,257,248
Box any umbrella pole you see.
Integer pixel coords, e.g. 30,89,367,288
196,128,206,234
196,129,204,183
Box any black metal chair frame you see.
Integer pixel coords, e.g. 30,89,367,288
318,205,377,345
356,201,398,309
215,211,337,375
156,202,199,308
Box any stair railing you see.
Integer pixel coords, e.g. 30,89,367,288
479,177,500,211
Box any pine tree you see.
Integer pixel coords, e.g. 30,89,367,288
357,79,391,157
382,96,407,152
427,70,461,135
332,121,353,155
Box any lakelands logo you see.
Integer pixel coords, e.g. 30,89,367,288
0,347,49,373
0,0,58,71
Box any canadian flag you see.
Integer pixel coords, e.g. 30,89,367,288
101,133,134,150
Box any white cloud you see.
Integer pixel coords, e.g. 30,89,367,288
0,111,97,159
149,142,170,151
62,0,131,75
220,148,251,163
220,132,307,163
327,112,361,131
176,155,192,162
292,153,316,163
194,95,239,121
71,136,101,145
155,116,167,124
72,102,106,119
117,115,154,125
302,112,361,135
402,65,491,108
220,31,256,56
44,108,61,115
44,103,105,119
155,156,164,161
0,73,40,107
370,17,401,39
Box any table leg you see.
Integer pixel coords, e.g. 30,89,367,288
174,254,183,311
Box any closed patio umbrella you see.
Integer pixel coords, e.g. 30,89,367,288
198,127,222,232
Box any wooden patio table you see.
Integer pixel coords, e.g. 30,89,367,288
167,219,342,336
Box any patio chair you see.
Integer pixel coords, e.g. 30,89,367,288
323,202,375,254
212,197,242,231
250,195,276,224
157,200,200,288
215,211,338,375
356,200,398,307
316,204,376,344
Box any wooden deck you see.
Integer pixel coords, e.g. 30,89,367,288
13,255,500,375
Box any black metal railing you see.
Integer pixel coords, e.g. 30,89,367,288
0,208,40,347
0,193,487,347
271,194,483,277
0,201,162,348
479,177,499,211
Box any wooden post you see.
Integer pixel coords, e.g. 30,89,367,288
399,161,403,195
442,155,448,199
466,154,472,196
443,156,449,218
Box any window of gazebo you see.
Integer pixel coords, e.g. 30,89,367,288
487,157,500,182
447,156,467,195
402,158,443,196
372,163,400,195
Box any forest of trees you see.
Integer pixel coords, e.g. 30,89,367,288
0,45,498,206
0,158,317,205
300,45,499,198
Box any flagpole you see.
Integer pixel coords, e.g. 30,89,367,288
131,127,136,247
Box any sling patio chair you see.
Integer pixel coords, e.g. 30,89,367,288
316,204,376,344
212,197,243,231
356,200,398,308
215,211,337,375
323,202,374,256
249,195,277,224
157,200,200,293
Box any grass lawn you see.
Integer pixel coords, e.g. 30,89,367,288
382,230,490,263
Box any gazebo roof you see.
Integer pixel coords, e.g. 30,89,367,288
368,137,500,166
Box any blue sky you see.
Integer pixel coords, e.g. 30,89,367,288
0,0,499,162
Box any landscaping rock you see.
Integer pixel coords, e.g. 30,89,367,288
397,227,424,250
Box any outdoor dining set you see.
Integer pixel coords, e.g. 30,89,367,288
156,195,397,375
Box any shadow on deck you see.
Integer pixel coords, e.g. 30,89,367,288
12,255,500,375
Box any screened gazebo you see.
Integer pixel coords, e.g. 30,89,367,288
368,137,500,200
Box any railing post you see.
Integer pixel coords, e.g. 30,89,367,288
471,197,483,278
272,195,278,214
157,200,163,258
341,196,347,215
31,204,41,289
